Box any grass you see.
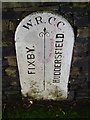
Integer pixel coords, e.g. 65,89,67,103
2,99,89,119
3,107,89,119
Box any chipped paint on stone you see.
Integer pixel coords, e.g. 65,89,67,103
15,12,74,100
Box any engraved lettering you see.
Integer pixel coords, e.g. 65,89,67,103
26,46,35,74
53,34,64,83
35,16,43,25
23,19,33,30
48,17,56,25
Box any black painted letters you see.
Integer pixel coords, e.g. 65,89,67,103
53,34,64,83
26,46,35,74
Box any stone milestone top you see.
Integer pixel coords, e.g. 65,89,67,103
15,12,74,100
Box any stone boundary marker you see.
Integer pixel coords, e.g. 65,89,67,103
15,12,74,100
2,2,89,103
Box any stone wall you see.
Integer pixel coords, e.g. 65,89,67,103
2,2,89,104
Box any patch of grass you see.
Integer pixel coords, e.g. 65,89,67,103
2,102,89,119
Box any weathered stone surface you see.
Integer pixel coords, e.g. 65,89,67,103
2,10,19,20
74,16,88,27
2,2,89,102
72,56,82,63
9,21,16,31
4,56,17,66
2,40,13,47
5,67,17,77
2,20,9,31
3,47,16,56
73,43,88,57
75,37,88,44
10,80,17,86
2,20,16,32
15,12,74,100
77,27,90,38
71,67,80,78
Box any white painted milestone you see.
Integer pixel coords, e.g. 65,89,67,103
15,12,74,100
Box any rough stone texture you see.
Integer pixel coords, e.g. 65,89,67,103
77,27,90,38
2,2,89,104
5,67,17,77
4,56,17,66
